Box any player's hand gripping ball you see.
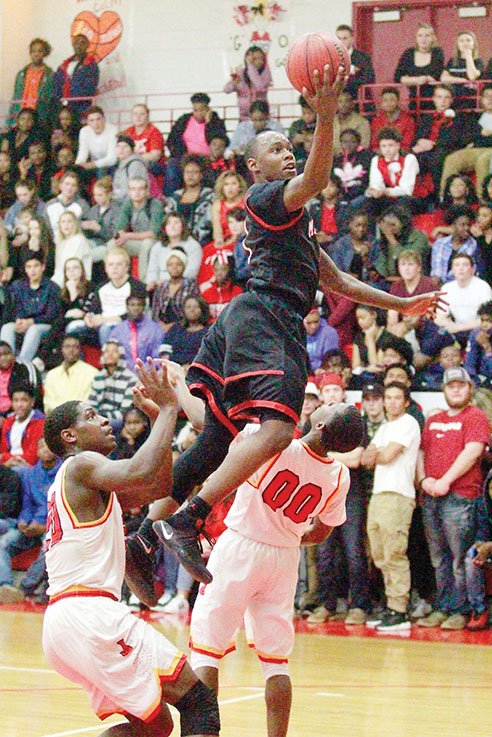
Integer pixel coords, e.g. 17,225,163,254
286,33,351,94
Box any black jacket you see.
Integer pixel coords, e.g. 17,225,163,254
167,112,227,159
415,112,473,151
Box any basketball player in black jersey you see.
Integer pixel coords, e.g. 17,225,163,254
126,65,444,600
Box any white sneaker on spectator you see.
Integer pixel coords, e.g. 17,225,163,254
410,597,432,620
159,594,189,615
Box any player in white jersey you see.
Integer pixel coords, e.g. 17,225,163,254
41,358,220,737
189,402,364,737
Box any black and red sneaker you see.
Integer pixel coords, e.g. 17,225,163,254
153,519,213,585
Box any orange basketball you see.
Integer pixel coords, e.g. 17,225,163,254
286,33,350,95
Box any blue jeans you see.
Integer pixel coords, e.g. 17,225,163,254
465,544,488,614
316,485,371,612
0,527,42,586
421,493,476,615
0,322,50,361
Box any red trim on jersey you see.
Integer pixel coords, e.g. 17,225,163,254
300,442,334,464
190,361,225,385
61,465,114,529
228,399,299,424
245,195,305,231
188,382,239,437
247,452,282,490
224,369,285,384
49,587,118,605
318,465,344,516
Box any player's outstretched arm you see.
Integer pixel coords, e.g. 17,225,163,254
284,65,346,212
70,359,178,506
319,248,446,316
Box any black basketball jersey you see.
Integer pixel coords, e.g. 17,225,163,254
244,180,320,317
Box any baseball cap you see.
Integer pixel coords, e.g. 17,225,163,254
442,366,472,386
317,372,344,389
305,381,320,398
361,383,384,399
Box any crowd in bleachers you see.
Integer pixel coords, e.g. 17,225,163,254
0,22,491,631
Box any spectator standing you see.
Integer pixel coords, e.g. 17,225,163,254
0,255,61,362
45,170,89,236
370,88,416,151
0,437,60,604
465,301,492,387
417,367,490,630
146,213,202,290
53,34,99,118
83,247,146,346
87,338,137,432
43,335,97,414
362,382,421,631
441,31,483,109
74,106,117,175
224,46,272,121
366,128,419,218
109,293,164,372
333,91,371,155
112,134,149,202
335,25,375,101
8,39,54,128
394,23,444,109
0,386,44,469
110,177,164,281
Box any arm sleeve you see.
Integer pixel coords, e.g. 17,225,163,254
94,127,117,168
146,242,160,284
115,200,132,232
318,465,350,527
394,49,411,82
246,180,301,227
386,154,419,196
463,409,491,444
464,334,479,377
183,237,203,280
149,200,164,237
75,127,89,165
368,156,385,189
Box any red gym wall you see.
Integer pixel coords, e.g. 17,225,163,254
353,0,492,85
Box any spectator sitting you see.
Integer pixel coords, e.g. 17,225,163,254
87,338,137,433
6,204,33,261
224,45,272,121
7,38,54,129
0,254,61,362
164,295,210,366
197,255,241,322
330,210,375,279
332,128,372,204
50,108,80,157
371,205,431,280
45,170,89,236
42,334,97,414
288,96,317,159
473,203,492,287
0,341,42,423
124,103,165,172
166,91,227,163
439,86,492,198
335,24,375,102
383,363,424,429
412,84,472,195
351,304,390,381
317,372,345,406
112,134,149,202
109,293,164,372
7,215,55,283
387,250,436,340
441,31,483,109
80,175,120,271
112,406,150,460
0,437,60,604
53,33,99,118
211,171,247,249
304,307,339,372
50,145,76,196
202,134,235,189
146,212,201,291
298,381,321,434
165,154,213,246
230,100,284,157
0,385,44,469
0,152,16,212
323,291,358,351
151,247,200,332
109,176,164,281
17,140,55,202
197,231,235,293
394,23,444,110
379,333,414,372
0,462,22,531
431,175,478,242
333,90,371,155
370,87,416,151
74,106,117,176
416,342,463,390
52,210,92,287
60,257,94,338
0,109,43,166
229,207,248,287
431,205,478,283
306,174,348,251
465,300,492,388
83,247,146,346
4,179,46,235
317,349,353,388
365,127,419,219
435,254,492,346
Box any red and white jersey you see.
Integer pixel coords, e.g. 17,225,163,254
224,425,350,548
45,456,125,599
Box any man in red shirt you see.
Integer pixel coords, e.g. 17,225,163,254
201,256,242,321
370,87,416,152
124,103,165,168
416,367,490,630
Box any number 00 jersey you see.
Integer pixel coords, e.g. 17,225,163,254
224,425,350,547
45,457,125,599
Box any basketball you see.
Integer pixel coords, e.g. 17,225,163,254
286,33,351,95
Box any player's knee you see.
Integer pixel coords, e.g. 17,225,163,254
174,678,220,736
260,660,290,682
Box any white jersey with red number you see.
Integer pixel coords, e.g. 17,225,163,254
45,456,125,599
224,425,350,548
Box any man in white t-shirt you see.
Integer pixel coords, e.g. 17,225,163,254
189,402,363,737
362,381,421,632
75,105,118,174
435,253,492,344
